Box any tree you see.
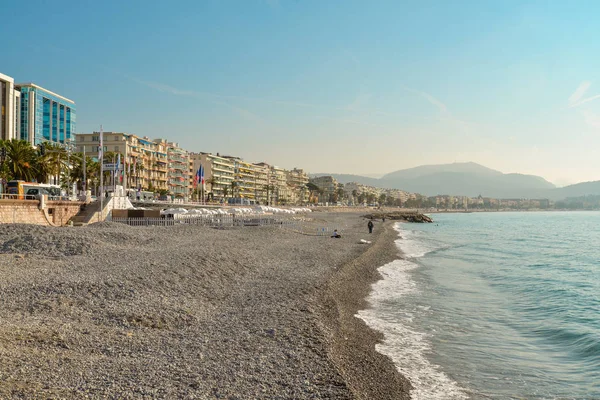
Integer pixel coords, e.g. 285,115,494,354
205,175,218,201
357,193,366,205
41,142,67,185
4,140,37,181
306,182,322,204
230,181,239,198
379,193,387,206
351,189,358,205
263,184,276,205
336,188,345,203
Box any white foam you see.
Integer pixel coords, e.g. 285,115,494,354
357,259,468,400
395,223,444,259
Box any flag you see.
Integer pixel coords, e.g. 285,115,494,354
194,165,201,188
200,164,205,186
99,129,103,161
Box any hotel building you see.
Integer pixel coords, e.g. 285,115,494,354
17,83,75,146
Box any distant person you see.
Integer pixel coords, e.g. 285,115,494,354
331,229,342,238
368,220,374,234
382,216,386,222
136,188,141,201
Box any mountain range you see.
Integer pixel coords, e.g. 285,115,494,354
311,162,600,201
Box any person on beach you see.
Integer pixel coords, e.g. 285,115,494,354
368,220,374,233
331,229,342,238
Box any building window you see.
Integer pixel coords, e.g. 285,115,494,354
114,146,119,151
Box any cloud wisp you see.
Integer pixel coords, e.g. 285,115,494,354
568,81,591,106
568,81,600,108
403,87,450,115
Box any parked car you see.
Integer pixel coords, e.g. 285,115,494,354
25,187,53,200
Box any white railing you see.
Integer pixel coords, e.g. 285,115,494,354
112,215,285,228
111,215,339,236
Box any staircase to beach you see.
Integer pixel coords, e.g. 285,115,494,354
70,201,104,226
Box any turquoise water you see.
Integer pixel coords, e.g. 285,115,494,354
358,212,600,399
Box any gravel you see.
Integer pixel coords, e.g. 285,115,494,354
0,213,411,399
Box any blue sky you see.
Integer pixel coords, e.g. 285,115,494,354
2,0,600,185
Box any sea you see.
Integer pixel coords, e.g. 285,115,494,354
357,211,600,400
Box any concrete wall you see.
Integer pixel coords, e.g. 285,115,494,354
0,199,83,226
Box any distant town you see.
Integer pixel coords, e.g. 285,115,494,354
1,71,598,211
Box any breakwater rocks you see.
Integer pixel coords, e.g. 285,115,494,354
364,211,433,223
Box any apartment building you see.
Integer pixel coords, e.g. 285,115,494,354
286,168,309,204
190,152,235,201
309,175,339,204
0,72,21,142
156,139,190,199
253,162,271,204
75,132,168,191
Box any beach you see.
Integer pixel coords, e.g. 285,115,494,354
0,212,411,399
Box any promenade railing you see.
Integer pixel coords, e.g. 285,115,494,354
112,215,289,228
112,215,338,236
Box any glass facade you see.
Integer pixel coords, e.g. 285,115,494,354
18,85,76,145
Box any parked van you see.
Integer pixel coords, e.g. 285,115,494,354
25,187,53,200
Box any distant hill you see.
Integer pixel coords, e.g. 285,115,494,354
311,163,600,200
550,181,600,200
382,161,502,181
312,162,563,198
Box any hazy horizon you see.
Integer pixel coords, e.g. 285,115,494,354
2,0,600,186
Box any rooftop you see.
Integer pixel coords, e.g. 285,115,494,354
15,82,75,104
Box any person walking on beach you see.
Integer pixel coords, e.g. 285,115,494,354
368,220,374,234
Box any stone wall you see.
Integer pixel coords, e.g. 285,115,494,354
0,200,83,226
45,201,84,226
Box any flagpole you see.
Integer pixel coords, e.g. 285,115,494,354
82,145,86,198
99,126,104,222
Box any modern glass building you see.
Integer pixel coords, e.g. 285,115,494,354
16,83,76,146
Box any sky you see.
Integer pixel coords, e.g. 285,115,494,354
2,0,600,186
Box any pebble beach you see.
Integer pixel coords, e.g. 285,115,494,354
0,212,411,399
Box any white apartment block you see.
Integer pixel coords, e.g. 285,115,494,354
0,72,21,142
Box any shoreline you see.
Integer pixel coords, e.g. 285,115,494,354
320,219,412,399
0,214,411,398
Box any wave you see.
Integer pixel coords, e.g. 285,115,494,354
394,223,448,259
357,258,468,400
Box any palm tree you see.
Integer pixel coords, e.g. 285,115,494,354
135,160,145,188
206,175,217,192
263,184,276,205
4,139,37,181
40,142,67,185
230,181,239,199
